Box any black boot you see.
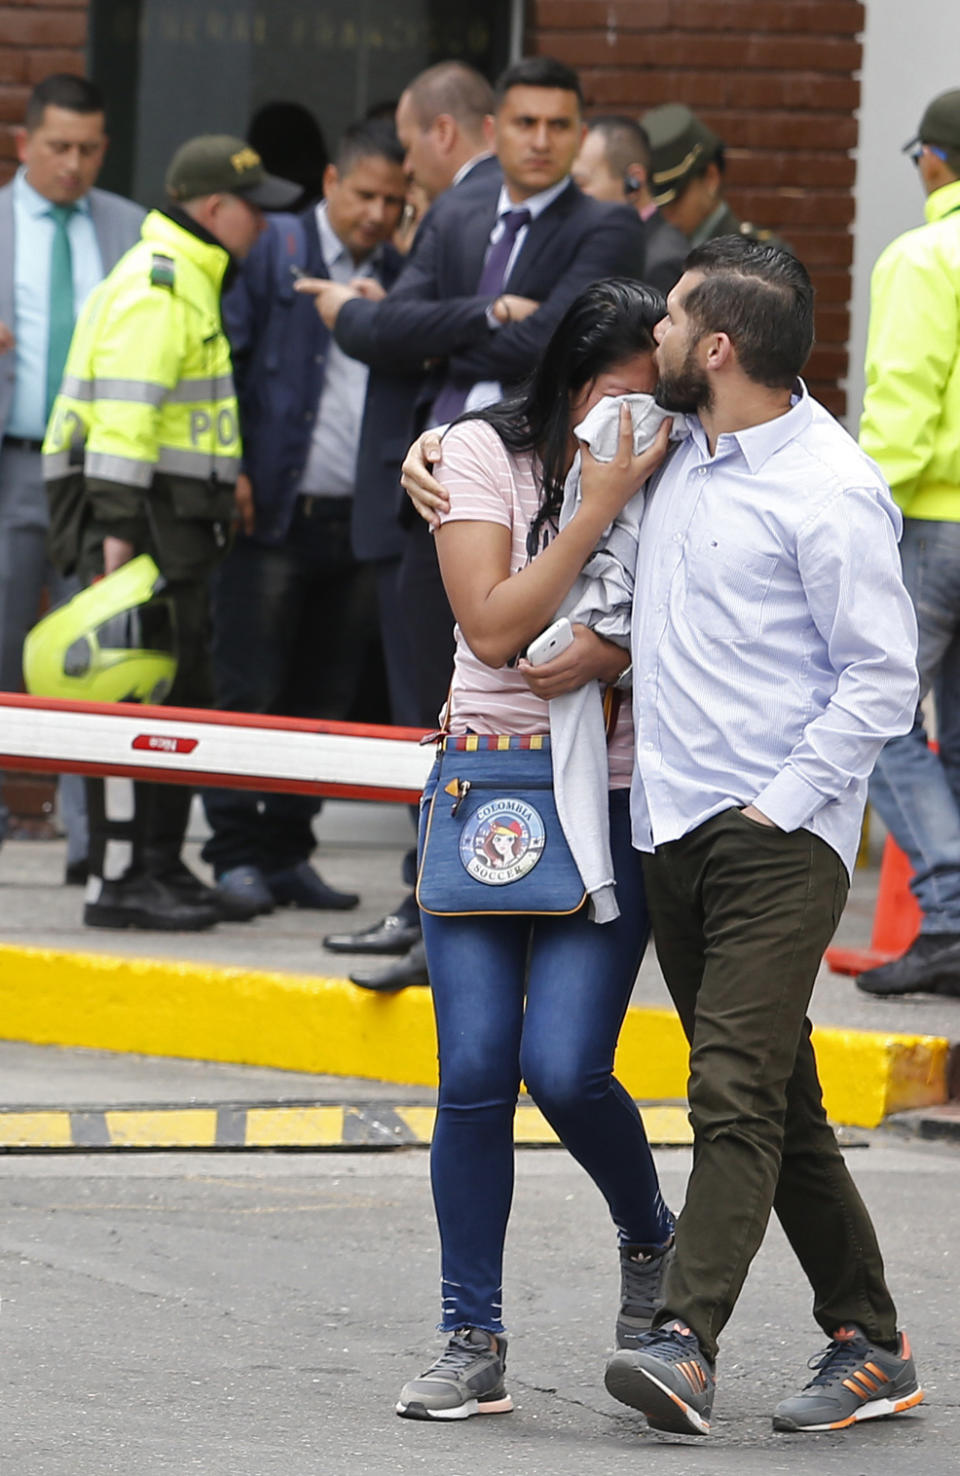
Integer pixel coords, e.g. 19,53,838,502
84,872,219,931
856,933,960,996
139,782,259,922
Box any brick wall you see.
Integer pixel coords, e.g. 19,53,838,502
0,1,89,180
528,0,865,415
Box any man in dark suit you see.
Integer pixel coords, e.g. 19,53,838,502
306,57,643,723
573,114,688,295
202,121,407,918
350,62,497,735
302,57,644,987
0,74,144,878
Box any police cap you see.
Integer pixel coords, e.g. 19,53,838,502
165,135,300,209
642,104,723,206
903,88,960,153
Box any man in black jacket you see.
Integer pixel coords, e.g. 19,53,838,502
203,121,407,919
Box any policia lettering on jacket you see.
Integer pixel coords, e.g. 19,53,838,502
43,208,240,582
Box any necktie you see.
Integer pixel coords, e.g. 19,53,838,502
46,203,76,421
431,207,532,425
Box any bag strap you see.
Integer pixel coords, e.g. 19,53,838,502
419,677,454,748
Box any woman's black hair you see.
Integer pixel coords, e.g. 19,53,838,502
455,277,665,555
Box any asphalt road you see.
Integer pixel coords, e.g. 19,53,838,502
2,1137,956,1476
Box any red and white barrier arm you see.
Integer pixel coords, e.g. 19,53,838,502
0,693,435,804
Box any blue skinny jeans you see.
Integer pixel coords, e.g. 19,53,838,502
421,785,674,1334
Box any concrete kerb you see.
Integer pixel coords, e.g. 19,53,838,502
0,941,951,1134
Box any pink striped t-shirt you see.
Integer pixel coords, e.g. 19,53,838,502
434,418,634,786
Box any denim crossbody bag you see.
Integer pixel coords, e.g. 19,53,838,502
416,734,588,917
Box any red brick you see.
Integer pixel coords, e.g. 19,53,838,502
573,33,861,71
548,33,677,67
809,269,852,302
578,90,860,150
813,304,851,341
728,189,854,228
0,85,28,122
24,49,86,84
532,1,670,30
532,0,864,35
806,344,848,379
732,72,860,111
727,153,856,190
715,113,859,150
810,384,847,418
667,0,865,34
768,228,853,266
0,48,27,83
589,70,731,109
0,9,87,47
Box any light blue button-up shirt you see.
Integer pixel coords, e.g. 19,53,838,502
630,382,920,876
298,203,380,497
7,166,104,440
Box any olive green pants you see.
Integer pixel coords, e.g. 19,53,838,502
642,809,898,1364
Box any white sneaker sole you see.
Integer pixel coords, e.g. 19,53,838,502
773,1386,924,1432
605,1358,711,1435
396,1392,514,1421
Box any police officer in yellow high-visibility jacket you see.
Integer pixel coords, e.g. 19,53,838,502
42,135,298,932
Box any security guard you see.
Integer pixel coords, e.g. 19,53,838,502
642,103,789,253
42,135,298,931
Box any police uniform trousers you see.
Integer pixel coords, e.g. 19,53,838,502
79,523,213,887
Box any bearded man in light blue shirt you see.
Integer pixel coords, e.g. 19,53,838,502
0,73,143,875
604,238,925,1440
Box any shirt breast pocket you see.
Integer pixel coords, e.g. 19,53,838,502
684,538,778,642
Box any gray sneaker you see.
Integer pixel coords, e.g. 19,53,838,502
396,1327,513,1421
605,1319,715,1435
616,1240,675,1349
772,1326,923,1432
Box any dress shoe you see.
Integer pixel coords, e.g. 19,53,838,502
267,861,359,911
214,865,275,919
324,911,421,955
350,939,429,991
856,933,960,996
64,858,89,886
84,873,219,932
159,858,260,922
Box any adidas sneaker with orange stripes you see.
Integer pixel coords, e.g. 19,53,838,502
772,1325,924,1433
604,1320,715,1435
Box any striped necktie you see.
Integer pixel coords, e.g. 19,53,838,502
46,203,76,420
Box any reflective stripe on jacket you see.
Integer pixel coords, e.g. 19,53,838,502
42,209,240,496
860,177,960,520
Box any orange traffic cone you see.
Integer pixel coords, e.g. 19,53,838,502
825,835,922,976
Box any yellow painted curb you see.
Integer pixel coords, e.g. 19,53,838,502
0,943,949,1129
